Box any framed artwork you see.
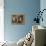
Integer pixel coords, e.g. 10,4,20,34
12,14,24,24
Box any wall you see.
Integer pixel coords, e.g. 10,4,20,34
40,0,46,45
0,0,4,42
40,0,46,27
4,0,40,42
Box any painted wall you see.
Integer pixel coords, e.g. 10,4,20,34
4,0,40,42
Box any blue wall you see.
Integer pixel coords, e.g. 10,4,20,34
40,0,46,27
4,0,40,42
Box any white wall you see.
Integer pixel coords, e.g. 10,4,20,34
0,0,4,42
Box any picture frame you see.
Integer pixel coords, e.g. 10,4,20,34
12,14,24,24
